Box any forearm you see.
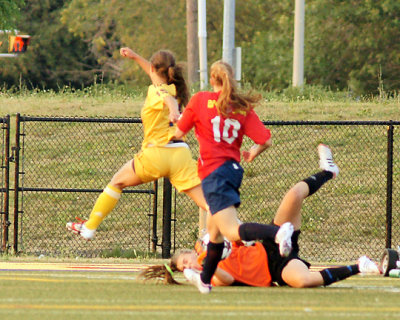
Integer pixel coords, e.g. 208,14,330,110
242,138,272,163
253,138,272,157
164,96,180,123
120,47,151,76
174,127,186,139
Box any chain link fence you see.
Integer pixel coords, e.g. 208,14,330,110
172,121,400,262
1,116,399,263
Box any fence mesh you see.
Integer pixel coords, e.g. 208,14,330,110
173,122,399,262
6,117,400,263
17,117,158,257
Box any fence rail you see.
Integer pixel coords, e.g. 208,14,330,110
0,115,399,263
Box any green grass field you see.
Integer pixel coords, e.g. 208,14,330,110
0,262,399,320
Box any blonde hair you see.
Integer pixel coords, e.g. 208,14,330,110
210,60,262,117
139,249,193,285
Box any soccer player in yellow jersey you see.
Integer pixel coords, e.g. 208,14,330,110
66,48,207,240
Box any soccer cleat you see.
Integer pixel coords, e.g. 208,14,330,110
183,269,212,294
275,222,294,257
66,217,96,240
318,144,339,178
358,256,381,274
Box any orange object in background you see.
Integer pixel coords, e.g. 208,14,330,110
8,35,31,53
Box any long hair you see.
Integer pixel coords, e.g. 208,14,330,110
150,50,189,109
210,60,262,117
138,249,192,285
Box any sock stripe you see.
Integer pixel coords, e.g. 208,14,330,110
325,269,333,280
104,185,122,200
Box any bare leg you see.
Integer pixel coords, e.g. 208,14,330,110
198,208,207,237
110,159,143,189
183,184,208,211
273,181,309,230
281,259,324,288
210,206,241,242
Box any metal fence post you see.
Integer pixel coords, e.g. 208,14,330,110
162,178,172,258
385,122,394,249
1,115,10,252
151,180,158,252
13,113,21,254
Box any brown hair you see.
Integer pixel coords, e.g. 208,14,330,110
138,249,192,285
150,50,189,109
210,60,262,117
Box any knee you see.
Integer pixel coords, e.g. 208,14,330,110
219,228,240,242
289,184,308,201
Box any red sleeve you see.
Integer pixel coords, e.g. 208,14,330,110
177,93,200,134
243,110,271,145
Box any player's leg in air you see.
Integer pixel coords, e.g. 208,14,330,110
274,144,380,287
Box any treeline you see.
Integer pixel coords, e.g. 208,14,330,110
1,0,399,95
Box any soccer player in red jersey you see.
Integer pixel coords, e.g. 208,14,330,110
174,61,295,293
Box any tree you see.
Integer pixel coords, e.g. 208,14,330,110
186,0,199,86
0,0,24,30
0,0,98,89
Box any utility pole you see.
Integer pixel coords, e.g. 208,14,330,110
292,0,305,87
198,0,208,89
222,0,235,67
186,0,199,85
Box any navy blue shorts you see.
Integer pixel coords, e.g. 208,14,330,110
201,160,244,215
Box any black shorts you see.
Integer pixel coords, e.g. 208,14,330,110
262,237,311,286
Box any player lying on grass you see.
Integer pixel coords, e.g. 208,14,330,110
66,47,207,240
140,145,381,288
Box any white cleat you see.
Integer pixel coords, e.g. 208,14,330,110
183,269,212,294
358,256,381,274
318,144,339,178
66,217,96,240
275,222,294,257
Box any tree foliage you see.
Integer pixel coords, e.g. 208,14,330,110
1,0,400,94
0,0,24,30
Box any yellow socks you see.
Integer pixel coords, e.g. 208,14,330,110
85,184,122,230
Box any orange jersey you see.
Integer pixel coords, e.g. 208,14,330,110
196,241,272,287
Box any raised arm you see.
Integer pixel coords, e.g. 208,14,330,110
120,47,151,76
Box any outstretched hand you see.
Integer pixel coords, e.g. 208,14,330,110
120,47,136,59
242,145,258,163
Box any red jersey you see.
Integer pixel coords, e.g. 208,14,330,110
177,91,271,179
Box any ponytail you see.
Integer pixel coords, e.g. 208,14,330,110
138,249,191,285
139,263,181,285
211,60,261,117
167,64,189,109
150,50,189,109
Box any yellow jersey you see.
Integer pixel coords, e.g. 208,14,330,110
141,83,177,148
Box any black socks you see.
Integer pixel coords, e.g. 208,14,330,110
201,241,224,284
238,223,280,242
303,170,333,196
319,265,359,286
